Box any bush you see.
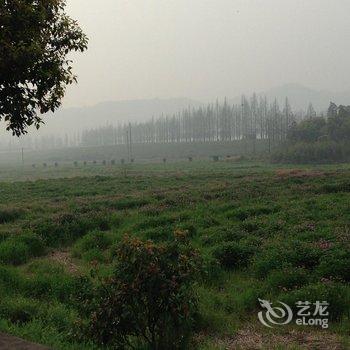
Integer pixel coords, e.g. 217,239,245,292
272,141,350,163
213,241,255,269
32,212,111,247
227,205,278,221
0,241,29,265
0,208,23,224
72,230,112,258
316,247,350,282
17,232,46,257
81,248,106,263
279,282,350,321
0,297,41,324
0,233,45,265
265,267,310,292
253,240,321,278
77,235,202,349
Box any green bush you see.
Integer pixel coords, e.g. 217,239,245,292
32,211,111,247
0,266,23,292
279,282,350,321
77,235,202,349
0,208,24,224
252,240,321,278
43,303,77,332
0,233,45,265
213,241,255,269
316,247,350,282
0,297,41,324
0,241,30,265
227,205,278,221
82,248,106,263
272,141,350,163
17,232,46,257
265,267,310,292
72,230,112,258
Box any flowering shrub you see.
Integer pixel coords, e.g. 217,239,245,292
78,233,202,349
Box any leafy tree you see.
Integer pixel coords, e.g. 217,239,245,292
328,104,350,141
306,102,317,119
77,234,202,349
327,102,338,119
0,0,88,135
287,117,327,143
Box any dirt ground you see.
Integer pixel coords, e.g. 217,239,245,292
0,333,50,350
213,328,346,350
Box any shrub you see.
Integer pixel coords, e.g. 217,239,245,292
32,212,111,247
0,266,23,292
227,205,278,221
0,208,23,224
279,282,350,321
265,267,310,292
43,303,77,332
213,241,255,269
77,235,202,349
0,297,41,324
72,231,112,258
0,241,30,265
316,247,350,282
272,141,350,163
253,240,321,278
17,232,46,257
82,248,106,263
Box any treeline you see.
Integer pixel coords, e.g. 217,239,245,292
81,95,313,148
272,103,350,163
0,133,81,151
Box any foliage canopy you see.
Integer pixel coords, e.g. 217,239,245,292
0,0,88,135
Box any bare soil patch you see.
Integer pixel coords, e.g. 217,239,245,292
49,250,79,274
276,169,325,179
0,333,50,350
213,328,344,350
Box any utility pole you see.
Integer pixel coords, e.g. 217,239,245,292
21,147,24,165
126,129,130,162
129,122,133,162
125,123,133,163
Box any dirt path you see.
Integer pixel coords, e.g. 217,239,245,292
212,329,345,349
0,333,50,350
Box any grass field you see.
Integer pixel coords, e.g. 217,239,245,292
0,160,349,349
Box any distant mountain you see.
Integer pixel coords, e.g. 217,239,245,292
263,83,350,112
41,98,203,136
18,85,350,137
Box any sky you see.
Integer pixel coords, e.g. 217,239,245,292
64,0,350,108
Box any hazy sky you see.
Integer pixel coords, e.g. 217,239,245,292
64,0,350,107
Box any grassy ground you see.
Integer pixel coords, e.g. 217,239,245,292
0,160,349,349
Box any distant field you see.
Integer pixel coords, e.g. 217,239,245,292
0,139,271,166
0,160,349,349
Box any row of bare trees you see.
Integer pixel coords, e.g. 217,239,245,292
81,95,313,148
